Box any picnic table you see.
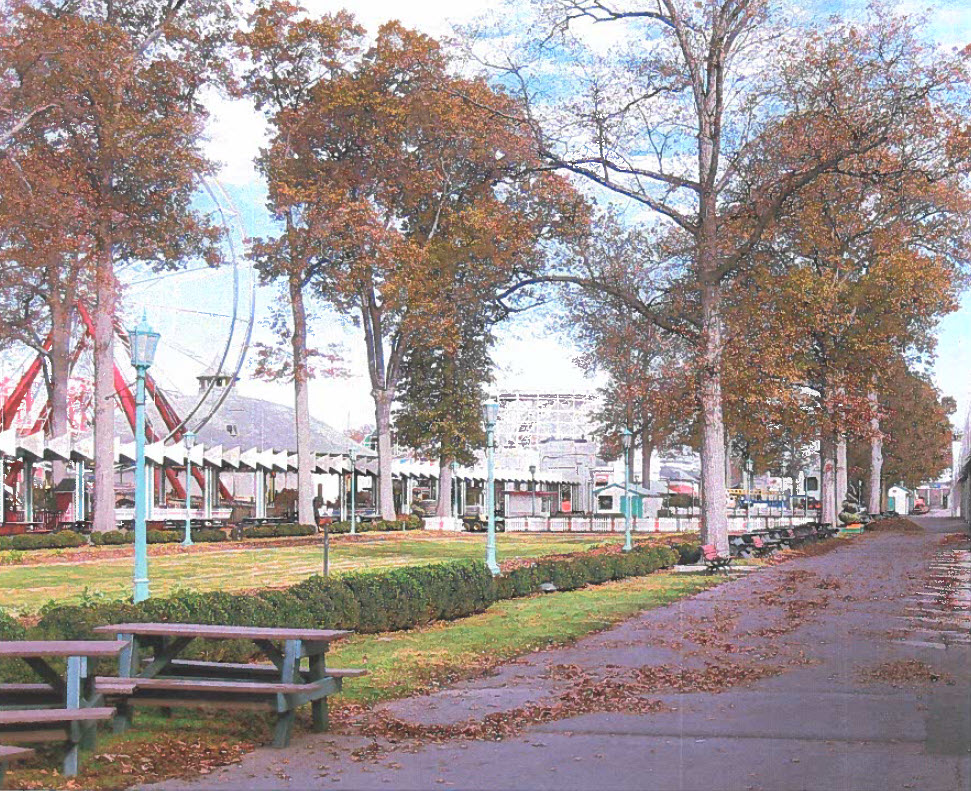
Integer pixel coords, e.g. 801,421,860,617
0,640,127,776
91,623,363,747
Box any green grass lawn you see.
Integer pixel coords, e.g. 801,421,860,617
0,532,644,615
6,570,719,790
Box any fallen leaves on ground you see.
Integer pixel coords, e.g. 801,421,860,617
857,660,954,687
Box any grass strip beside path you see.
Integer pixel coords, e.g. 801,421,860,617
8,571,720,790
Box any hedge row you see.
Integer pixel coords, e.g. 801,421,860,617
239,523,316,540
326,516,422,533
20,543,682,662
0,530,87,551
90,529,228,546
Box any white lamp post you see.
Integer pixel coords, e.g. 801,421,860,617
621,428,633,552
182,431,196,546
482,399,500,575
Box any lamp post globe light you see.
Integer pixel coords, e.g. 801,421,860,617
348,447,357,535
621,427,633,553
482,399,500,575
182,431,196,546
129,313,160,603
529,463,537,517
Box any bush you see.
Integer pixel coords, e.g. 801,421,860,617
324,518,421,535
668,541,701,564
239,523,316,540
26,541,680,655
656,508,673,518
0,530,86,551
91,528,227,546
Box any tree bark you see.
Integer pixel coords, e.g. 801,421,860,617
641,440,654,488
48,299,72,484
836,434,848,506
436,457,452,517
92,249,116,533
289,273,316,529
697,281,729,554
820,430,837,527
868,389,883,515
373,388,396,520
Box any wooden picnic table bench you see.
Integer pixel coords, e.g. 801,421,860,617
91,623,363,748
0,640,127,776
0,744,34,788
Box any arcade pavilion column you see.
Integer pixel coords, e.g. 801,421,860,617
254,470,267,519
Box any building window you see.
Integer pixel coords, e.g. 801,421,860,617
805,476,818,492
598,495,613,511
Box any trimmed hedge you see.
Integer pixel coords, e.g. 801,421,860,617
90,529,227,546
29,543,679,661
239,523,317,540
0,530,87,551
327,517,422,534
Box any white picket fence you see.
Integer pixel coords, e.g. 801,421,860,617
499,514,797,534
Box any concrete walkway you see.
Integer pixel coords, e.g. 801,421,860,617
147,519,971,791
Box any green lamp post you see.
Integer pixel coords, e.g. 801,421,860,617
129,313,160,603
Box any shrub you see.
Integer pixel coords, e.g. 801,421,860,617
239,523,316,540
25,541,681,655
0,530,86,551
668,541,701,564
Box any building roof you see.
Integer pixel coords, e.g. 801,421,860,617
594,482,664,497
112,386,373,457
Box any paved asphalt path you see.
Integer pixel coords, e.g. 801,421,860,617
147,517,970,791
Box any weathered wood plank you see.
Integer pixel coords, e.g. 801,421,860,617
0,641,128,659
93,624,350,642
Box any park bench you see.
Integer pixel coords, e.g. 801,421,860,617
815,523,840,540
701,543,732,574
0,640,128,776
0,745,34,788
93,623,364,748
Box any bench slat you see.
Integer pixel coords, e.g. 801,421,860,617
151,659,367,679
92,623,350,643
0,745,34,760
0,641,129,659
0,708,114,725
95,677,310,695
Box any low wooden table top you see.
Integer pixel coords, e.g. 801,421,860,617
93,623,351,642
0,640,129,659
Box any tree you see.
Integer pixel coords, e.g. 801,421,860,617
2,0,232,530
565,220,694,484
483,2,969,552
394,313,493,516
848,363,956,496
251,15,583,519
0,142,92,481
236,1,363,528
723,151,968,521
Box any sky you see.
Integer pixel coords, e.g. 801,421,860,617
118,0,971,436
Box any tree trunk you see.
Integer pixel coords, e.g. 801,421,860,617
724,428,732,487
836,434,848,506
436,457,452,517
641,440,654,488
820,430,837,527
92,250,116,533
868,389,883,515
289,274,316,529
48,300,73,484
373,388,396,520
697,280,729,554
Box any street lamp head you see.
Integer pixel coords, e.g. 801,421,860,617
529,464,536,477
482,399,499,428
348,446,358,463
621,428,632,451
129,312,160,369
184,430,196,449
